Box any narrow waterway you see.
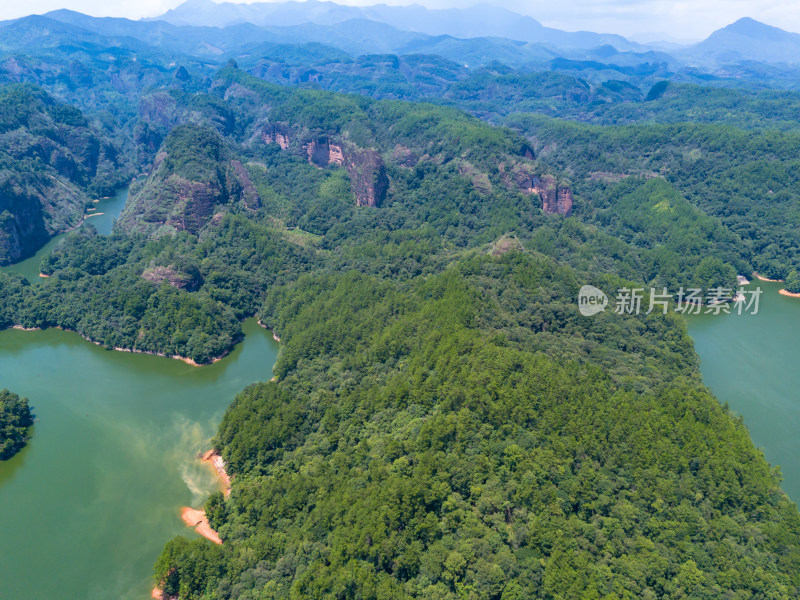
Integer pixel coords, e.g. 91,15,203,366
0,186,129,283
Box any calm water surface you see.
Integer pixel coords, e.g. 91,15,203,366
0,185,278,598
0,319,277,599
687,281,800,500
0,187,129,283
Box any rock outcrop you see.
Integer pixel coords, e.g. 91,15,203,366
141,265,202,291
0,84,131,264
341,145,388,208
256,124,389,208
501,163,573,217
260,123,290,150
119,125,257,236
532,175,573,216
304,137,345,167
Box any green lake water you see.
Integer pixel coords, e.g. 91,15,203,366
686,281,800,501
0,186,280,598
1,183,798,597
0,186,129,283
0,319,278,599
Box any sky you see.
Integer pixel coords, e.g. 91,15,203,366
2,0,800,41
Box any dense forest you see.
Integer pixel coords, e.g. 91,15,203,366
1,46,800,599
0,389,33,460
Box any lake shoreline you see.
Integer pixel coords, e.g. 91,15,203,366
200,449,232,497
180,507,222,545
257,319,281,342
779,289,800,298
754,272,785,283
5,323,235,366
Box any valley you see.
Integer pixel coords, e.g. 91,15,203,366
2,2,800,598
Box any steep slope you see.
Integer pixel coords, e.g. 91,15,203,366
118,124,257,235
0,84,131,264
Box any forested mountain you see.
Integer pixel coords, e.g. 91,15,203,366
0,60,796,596
505,114,800,278
0,389,33,460
0,84,132,264
2,6,800,599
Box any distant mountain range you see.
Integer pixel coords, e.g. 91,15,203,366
147,1,800,71
682,17,800,66
0,2,799,97
150,0,645,52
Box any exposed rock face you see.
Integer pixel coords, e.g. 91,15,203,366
229,161,261,210
555,186,574,217
141,265,201,291
534,175,559,213
260,123,290,150
304,138,344,167
303,137,387,207
0,85,130,264
0,185,50,264
531,175,573,216
255,123,389,208
342,145,389,208
507,169,573,217
520,143,535,161
119,125,254,236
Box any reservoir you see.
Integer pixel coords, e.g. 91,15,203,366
687,281,800,500
0,319,278,599
0,186,280,598
0,186,129,283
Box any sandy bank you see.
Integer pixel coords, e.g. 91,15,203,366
779,289,800,298
11,325,39,331
181,507,222,545
754,272,784,282
38,273,50,278
257,319,281,342
84,212,105,219
200,449,231,497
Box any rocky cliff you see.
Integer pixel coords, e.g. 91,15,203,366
254,123,389,208
118,124,260,236
0,84,132,265
501,163,574,216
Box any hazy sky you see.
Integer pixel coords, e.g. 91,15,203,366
2,0,800,41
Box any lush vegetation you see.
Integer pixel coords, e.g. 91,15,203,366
0,389,33,460
1,62,800,599
506,113,800,278
155,255,800,599
0,84,133,264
